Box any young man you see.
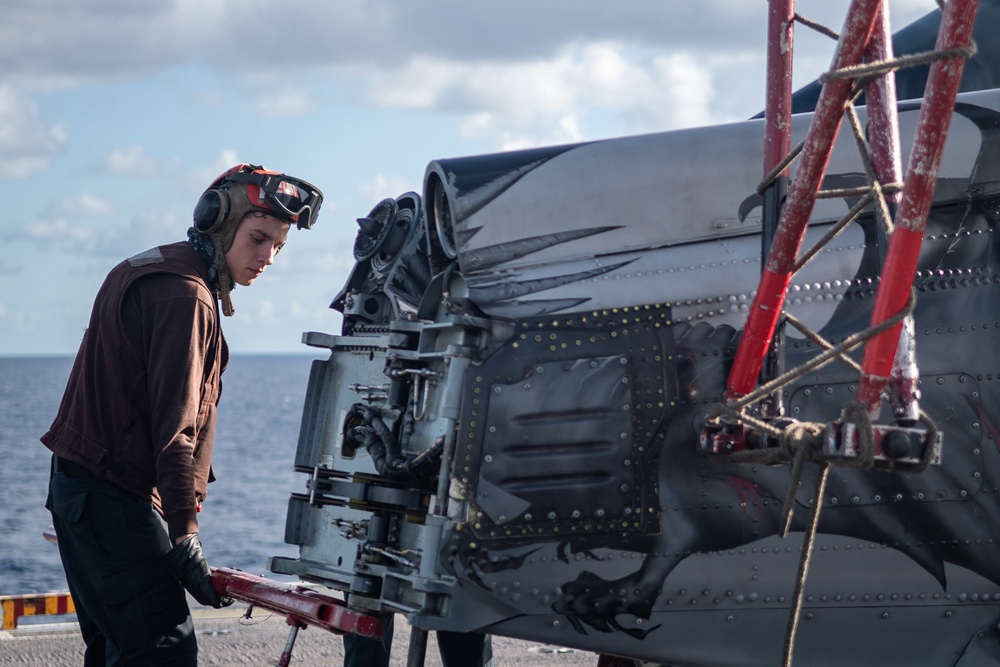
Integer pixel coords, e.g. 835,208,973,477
42,164,323,666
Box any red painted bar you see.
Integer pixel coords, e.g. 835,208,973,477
856,0,980,410
1,592,75,630
211,567,386,639
764,0,795,175
727,0,883,400
864,4,903,200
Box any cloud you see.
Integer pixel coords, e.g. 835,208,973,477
100,145,158,176
48,193,117,218
0,2,931,90
254,88,323,118
358,173,417,202
0,85,69,178
255,299,276,321
265,238,358,279
19,218,96,245
363,42,722,148
16,209,181,257
190,151,242,192
91,211,184,257
0,1,940,154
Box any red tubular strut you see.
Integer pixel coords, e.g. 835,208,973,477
211,567,386,639
764,0,795,176
855,0,980,411
727,0,884,401
864,4,903,197
861,4,922,422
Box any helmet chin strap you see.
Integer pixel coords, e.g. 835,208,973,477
211,237,236,316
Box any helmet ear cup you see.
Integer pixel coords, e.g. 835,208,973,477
193,188,231,234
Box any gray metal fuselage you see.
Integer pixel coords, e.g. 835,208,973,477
270,87,1000,665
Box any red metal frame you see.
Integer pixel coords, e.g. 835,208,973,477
764,0,795,177
864,4,903,192
855,0,980,412
211,567,386,639
727,0,884,400
727,0,980,415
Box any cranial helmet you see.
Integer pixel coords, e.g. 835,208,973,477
192,164,323,315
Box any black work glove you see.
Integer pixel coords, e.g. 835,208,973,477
166,534,233,608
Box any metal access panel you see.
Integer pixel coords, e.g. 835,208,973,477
270,318,489,615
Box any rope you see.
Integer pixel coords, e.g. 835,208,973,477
778,402,937,667
708,292,935,667
793,13,839,41
845,103,880,185
783,312,862,374
706,290,918,532
756,141,804,196
782,461,829,667
793,191,875,274
719,289,916,417
755,33,975,200
820,44,978,84
741,8,966,666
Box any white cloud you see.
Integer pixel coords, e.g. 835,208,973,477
20,218,95,244
101,145,158,176
358,173,417,201
0,1,950,157
256,299,276,321
255,89,322,118
191,151,242,192
126,211,185,248
49,193,116,217
17,209,180,257
363,42,722,149
0,1,945,93
0,85,68,178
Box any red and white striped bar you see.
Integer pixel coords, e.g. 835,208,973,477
1,592,76,630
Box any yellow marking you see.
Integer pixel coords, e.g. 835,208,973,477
0,593,75,630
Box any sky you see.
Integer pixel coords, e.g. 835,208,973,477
0,0,938,356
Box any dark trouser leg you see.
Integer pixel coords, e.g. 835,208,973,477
47,464,197,666
343,613,394,667
437,631,492,667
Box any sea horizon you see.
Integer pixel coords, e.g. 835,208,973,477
0,354,324,595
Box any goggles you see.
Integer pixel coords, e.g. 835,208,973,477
218,164,324,230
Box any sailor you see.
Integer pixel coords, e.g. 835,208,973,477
41,164,323,666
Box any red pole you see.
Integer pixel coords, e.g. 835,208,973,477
862,3,923,421
764,0,795,176
855,0,980,410
727,0,883,401
864,4,903,198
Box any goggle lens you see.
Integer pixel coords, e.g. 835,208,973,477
244,171,323,229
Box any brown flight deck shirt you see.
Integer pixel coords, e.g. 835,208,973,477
42,241,228,541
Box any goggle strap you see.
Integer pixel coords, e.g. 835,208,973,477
224,170,322,201
218,166,323,229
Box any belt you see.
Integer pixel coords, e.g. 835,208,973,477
53,455,92,478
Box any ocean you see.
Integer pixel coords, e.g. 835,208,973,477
0,354,325,595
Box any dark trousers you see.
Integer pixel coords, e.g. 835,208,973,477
47,456,197,666
344,614,492,667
